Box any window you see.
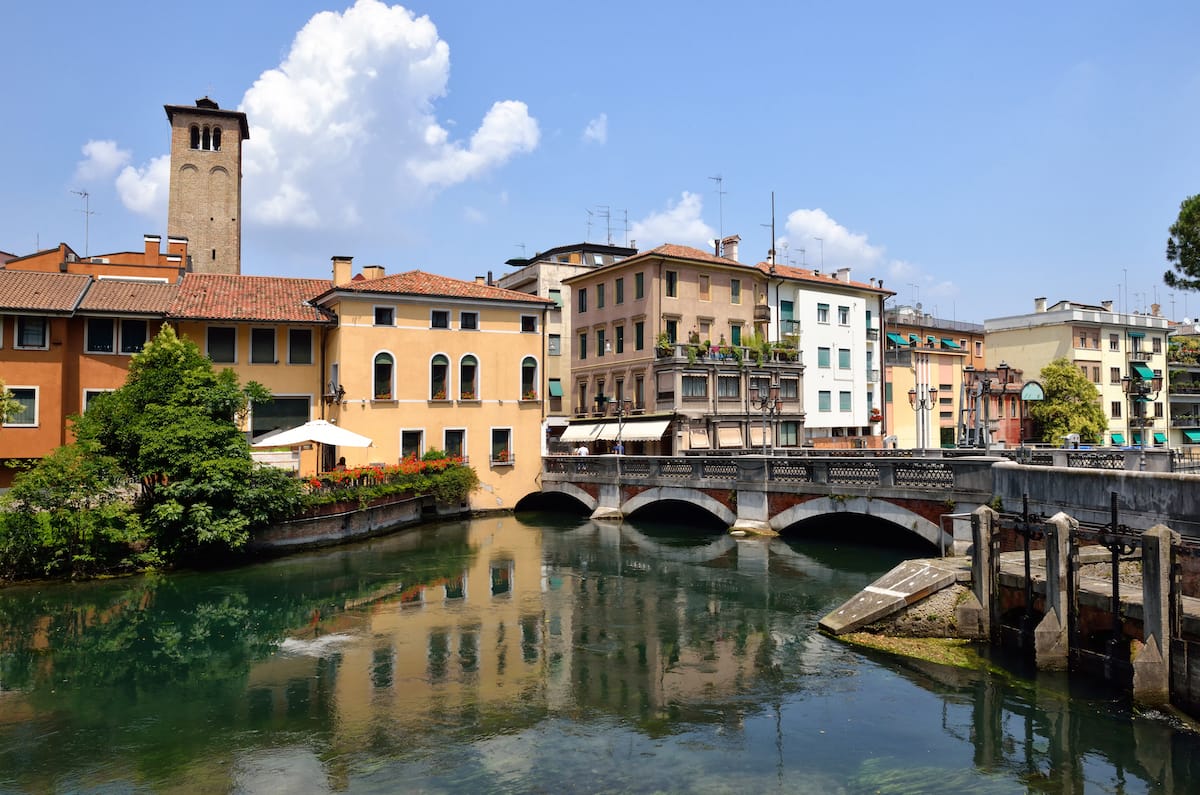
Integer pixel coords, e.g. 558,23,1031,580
597,329,606,357
974,341,983,357
838,306,850,325
817,304,829,324
521,357,538,399
491,428,512,465
634,272,644,299
666,319,678,343
730,325,741,346
1092,366,1101,383
615,325,625,354
1111,401,1122,418
779,421,799,447
460,355,478,399
1153,337,1163,354
374,306,394,326
1155,402,1164,418
548,334,561,356
431,310,450,329
615,278,624,304
548,289,562,308
1110,333,1120,351
120,319,148,354
430,354,449,399
86,318,115,353
635,375,645,408
578,288,588,313
780,300,794,322
83,389,111,413
251,328,276,364
1110,367,1121,384
717,375,740,399
838,349,851,369
579,332,588,360
3,387,37,426
780,379,799,399
818,391,831,412
665,271,678,297
520,315,536,333
444,429,466,459
548,378,563,401
818,347,831,368
597,283,606,309
635,321,645,350
251,397,310,440
461,311,479,330
374,352,395,399
288,328,313,365
682,375,708,398
16,317,47,349
207,327,236,363
401,430,424,460
840,391,852,411
699,275,711,301
578,382,588,412
730,279,741,305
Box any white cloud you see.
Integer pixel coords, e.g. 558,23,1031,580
630,192,716,250
75,140,130,181
463,205,486,224
115,154,170,219
104,0,538,228
582,113,607,144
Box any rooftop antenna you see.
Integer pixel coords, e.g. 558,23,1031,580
514,243,526,258
595,205,612,245
70,189,94,257
585,209,594,242
799,247,806,266
709,174,726,240
812,236,824,269
621,209,630,248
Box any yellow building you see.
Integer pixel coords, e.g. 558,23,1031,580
313,259,552,510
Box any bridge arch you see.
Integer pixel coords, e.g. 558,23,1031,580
772,496,945,547
621,486,736,527
538,482,597,511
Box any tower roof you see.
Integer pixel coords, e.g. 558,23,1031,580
164,97,249,140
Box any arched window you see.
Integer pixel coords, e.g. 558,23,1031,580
190,125,200,149
459,355,478,400
202,126,211,151
374,352,394,399
431,354,449,399
521,357,538,400
212,127,222,151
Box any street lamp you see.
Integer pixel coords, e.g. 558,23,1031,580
961,362,1011,449
1121,371,1163,451
750,377,782,456
908,383,939,449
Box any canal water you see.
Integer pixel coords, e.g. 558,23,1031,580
2,512,1199,793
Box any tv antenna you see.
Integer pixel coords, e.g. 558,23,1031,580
709,174,726,240
760,190,777,266
70,189,94,256
514,243,526,258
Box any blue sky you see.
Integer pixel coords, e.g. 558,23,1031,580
3,1,1200,323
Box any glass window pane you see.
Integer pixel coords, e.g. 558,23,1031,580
289,328,313,364
120,319,148,354
251,328,275,364
87,318,115,353
208,327,236,363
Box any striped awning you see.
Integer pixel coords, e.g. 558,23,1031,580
749,425,773,447
689,428,711,449
717,426,744,449
560,423,602,443
595,418,670,442
1133,433,1143,445
1184,430,1200,444
1111,432,1126,445
1154,432,1167,444
886,333,909,346
941,338,961,349
1132,362,1156,380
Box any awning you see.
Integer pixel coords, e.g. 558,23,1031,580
1154,432,1168,444
941,338,961,349
749,425,773,447
1111,432,1126,445
1184,430,1200,444
689,428,711,449
560,423,602,443
1132,362,1156,380
1132,432,1143,445
252,420,373,448
548,378,563,397
717,426,744,449
1128,331,1145,338
886,333,909,346
595,418,670,442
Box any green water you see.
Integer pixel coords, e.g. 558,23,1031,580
1,512,1197,793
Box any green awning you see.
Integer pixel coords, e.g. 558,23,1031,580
1154,432,1168,443
1184,430,1200,443
1128,331,1145,338
1111,432,1126,445
1132,362,1156,380
886,333,909,346
909,334,919,343
548,379,563,397
1132,433,1143,445
941,338,961,349
927,335,937,343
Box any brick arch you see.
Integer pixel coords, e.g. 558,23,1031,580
621,486,736,526
541,481,597,511
771,495,945,547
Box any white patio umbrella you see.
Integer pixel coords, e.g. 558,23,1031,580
252,419,373,449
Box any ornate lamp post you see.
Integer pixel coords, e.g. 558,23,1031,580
749,377,782,456
908,383,939,449
1122,370,1162,456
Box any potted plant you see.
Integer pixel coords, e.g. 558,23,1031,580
433,389,446,400
523,390,538,401
460,390,475,400
496,449,509,463
656,332,673,357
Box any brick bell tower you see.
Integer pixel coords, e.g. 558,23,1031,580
164,97,250,275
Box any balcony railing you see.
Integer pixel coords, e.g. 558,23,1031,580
866,368,880,382
1129,350,1153,362
866,328,879,340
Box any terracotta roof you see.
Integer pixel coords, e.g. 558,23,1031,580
169,274,334,323
622,244,748,269
755,261,894,295
79,279,178,315
323,270,553,304
0,271,91,312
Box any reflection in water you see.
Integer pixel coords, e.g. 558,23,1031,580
0,513,1197,792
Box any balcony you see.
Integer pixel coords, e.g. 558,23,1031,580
754,305,772,323
866,328,879,340
1129,350,1153,362
866,368,880,382
654,343,802,367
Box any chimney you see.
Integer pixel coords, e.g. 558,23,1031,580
836,267,851,283
362,264,385,281
167,236,188,260
720,234,740,262
1101,300,1114,312
143,234,161,263
487,270,494,286
332,255,353,285
1034,297,1047,313
1152,302,1161,317
869,278,876,287
475,276,486,285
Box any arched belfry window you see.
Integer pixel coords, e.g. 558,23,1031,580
431,354,449,399
521,357,538,399
460,355,478,399
212,127,222,151
190,125,200,149
374,352,394,400
202,126,211,151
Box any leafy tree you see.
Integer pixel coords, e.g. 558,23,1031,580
1164,194,1200,290
1027,358,1109,444
0,378,21,423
